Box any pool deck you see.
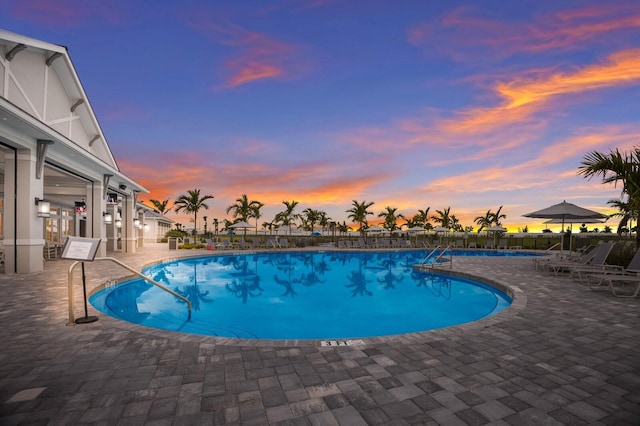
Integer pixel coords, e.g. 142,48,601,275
1,243,639,425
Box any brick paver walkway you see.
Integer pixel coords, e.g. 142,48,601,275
1,244,638,425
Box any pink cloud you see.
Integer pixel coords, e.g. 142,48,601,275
189,17,301,89
408,3,640,59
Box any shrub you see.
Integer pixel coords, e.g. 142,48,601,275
178,243,206,250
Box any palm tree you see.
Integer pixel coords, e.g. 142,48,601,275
415,207,431,229
492,205,507,227
431,207,453,229
474,209,493,233
578,148,640,245
346,200,375,235
226,194,263,237
378,206,405,233
174,189,214,239
301,208,321,235
275,200,300,234
149,198,170,215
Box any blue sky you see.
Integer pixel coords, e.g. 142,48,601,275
3,0,640,231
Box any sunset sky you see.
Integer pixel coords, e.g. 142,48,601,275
3,0,640,232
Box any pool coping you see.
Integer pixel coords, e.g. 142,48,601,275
89,250,528,347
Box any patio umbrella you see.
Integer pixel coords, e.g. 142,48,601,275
524,201,607,252
487,226,507,248
230,221,255,238
406,226,426,245
433,226,449,246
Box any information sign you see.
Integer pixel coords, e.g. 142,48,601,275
60,237,101,261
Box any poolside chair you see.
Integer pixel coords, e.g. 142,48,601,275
216,240,231,250
455,240,464,248
536,243,600,272
545,241,616,277
497,239,508,250
267,238,280,249
566,242,621,282
586,247,640,292
485,240,494,249
468,242,477,249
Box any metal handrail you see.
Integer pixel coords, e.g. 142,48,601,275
432,245,453,269
67,256,192,325
419,245,453,269
421,245,442,264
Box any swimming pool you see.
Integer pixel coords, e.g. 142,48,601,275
90,250,514,340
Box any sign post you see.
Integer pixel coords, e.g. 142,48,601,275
61,237,101,324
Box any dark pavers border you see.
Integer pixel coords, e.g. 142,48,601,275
1,244,638,425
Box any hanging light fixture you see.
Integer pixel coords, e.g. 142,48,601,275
103,212,113,225
35,197,51,218
134,218,141,228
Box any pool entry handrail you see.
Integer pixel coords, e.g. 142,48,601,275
67,257,192,325
419,245,453,269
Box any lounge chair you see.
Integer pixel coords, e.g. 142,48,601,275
497,239,508,250
455,240,464,248
537,243,600,272
545,241,616,277
566,242,621,281
485,240,494,249
216,240,231,250
468,242,477,249
586,248,640,293
267,238,280,249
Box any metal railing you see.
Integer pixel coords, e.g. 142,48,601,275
67,257,192,325
419,245,453,269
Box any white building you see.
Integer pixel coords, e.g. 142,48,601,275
0,29,149,273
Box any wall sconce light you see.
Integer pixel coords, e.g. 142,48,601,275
134,218,141,228
143,223,149,231
103,212,113,225
115,219,122,228
35,197,51,218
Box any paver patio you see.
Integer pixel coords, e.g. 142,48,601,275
1,243,638,425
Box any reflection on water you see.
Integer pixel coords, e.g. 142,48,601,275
93,250,512,339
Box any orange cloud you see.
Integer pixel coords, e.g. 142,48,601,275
439,49,640,135
422,127,640,195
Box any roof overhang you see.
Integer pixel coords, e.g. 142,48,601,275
0,96,147,194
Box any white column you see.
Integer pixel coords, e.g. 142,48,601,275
3,149,45,273
88,182,107,257
122,195,136,253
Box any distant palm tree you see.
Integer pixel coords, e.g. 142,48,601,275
275,200,300,234
226,194,263,237
149,198,170,215
302,208,321,235
474,209,493,233
492,205,507,227
415,207,431,228
346,200,375,235
378,206,405,233
431,207,453,229
174,189,214,238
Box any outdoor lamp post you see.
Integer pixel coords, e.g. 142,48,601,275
213,218,218,238
203,216,208,236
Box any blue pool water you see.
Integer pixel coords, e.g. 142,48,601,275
90,250,516,340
